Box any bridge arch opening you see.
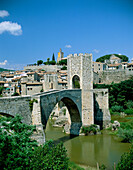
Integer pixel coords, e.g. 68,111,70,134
72,75,80,89
41,96,82,136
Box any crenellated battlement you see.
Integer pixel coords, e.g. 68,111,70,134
67,53,92,58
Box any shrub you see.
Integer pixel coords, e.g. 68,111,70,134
111,105,124,112
61,66,67,70
117,128,133,143
126,100,133,109
30,140,69,170
124,108,133,115
0,115,37,169
81,124,98,135
116,144,133,170
11,92,19,96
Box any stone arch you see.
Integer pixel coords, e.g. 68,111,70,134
40,93,82,135
72,75,80,89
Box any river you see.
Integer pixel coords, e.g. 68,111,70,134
45,120,130,169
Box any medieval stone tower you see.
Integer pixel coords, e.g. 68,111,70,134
67,53,94,126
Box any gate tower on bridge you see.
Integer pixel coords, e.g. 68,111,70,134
67,53,94,126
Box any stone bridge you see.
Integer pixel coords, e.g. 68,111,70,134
0,53,111,143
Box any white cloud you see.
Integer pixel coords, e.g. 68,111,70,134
0,60,7,65
93,49,99,53
65,44,72,48
0,10,9,18
0,21,22,36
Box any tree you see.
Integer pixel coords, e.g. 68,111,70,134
96,54,129,63
0,86,4,95
59,59,67,65
37,60,43,65
47,58,50,65
49,60,56,65
30,141,69,170
52,53,55,61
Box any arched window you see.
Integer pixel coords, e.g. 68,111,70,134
72,75,80,89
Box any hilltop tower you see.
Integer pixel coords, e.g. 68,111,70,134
67,53,94,125
57,48,64,63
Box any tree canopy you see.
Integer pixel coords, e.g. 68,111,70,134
94,79,133,108
37,60,43,65
96,54,129,63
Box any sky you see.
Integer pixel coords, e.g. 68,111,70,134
0,0,133,70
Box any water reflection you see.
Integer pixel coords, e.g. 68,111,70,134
45,120,130,169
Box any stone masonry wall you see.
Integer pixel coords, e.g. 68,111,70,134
0,96,32,124
93,89,111,128
99,70,133,84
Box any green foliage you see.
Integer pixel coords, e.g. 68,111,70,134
40,89,44,92
99,164,106,170
52,53,55,61
61,66,67,70
29,98,38,111
96,54,129,63
126,100,133,109
37,60,43,65
0,86,4,95
111,105,124,112
62,108,66,116
94,79,133,109
11,92,20,96
124,108,133,115
49,60,56,65
117,128,133,143
0,115,37,170
59,59,67,65
30,140,69,170
0,68,14,72
116,144,133,170
81,124,98,135
68,161,84,170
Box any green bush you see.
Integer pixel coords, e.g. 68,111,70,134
30,140,69,170
117,128,133,143
124,108,133,115
120,120,133,130
116,144,133,170
111,105,124,112
81,124,98,135
0,115,37,169
11,92,20,96
126,100,133,109
0,115,70,170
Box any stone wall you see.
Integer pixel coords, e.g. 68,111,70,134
0,96,32,124
24,65,62,72
99,70,133,84
93,89,111,128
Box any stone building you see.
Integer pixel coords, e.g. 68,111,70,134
21,82,43,95
92,62,106,73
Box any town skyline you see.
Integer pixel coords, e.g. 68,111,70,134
0,0,133,70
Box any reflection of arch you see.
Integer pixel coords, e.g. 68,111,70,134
72,75,80,89
41,95,82,135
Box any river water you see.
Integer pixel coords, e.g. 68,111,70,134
45,120,130,169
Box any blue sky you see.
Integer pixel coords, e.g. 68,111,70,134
0,0,133,70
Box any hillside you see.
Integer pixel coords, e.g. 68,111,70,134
96,54,129,63
0,68,14,72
